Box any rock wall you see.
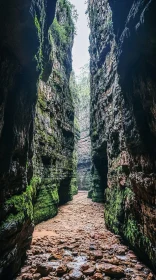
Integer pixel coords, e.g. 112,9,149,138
89,0,156,271
0,0,57,278
70,72,80,196
0,0,76,278
77,66,91,190
33,0,75,225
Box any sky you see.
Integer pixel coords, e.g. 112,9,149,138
69,0,90,75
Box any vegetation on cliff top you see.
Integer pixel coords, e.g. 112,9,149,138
51,0,78,46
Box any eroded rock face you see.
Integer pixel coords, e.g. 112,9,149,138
0,0,56,278
33,1,75,225
70,72,80,196
77,95,91,191
77,66,91,191
89,0,156,271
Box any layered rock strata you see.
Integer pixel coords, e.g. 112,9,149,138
0,0,76,278
33,0,75,225
77,66,91,190
89,0,156,271
70,72,80,195
0,0,57,278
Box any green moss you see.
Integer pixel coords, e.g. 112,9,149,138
104,184,155,267
0,177,40,231
92,191,104,202
104,185,134,233
34,13,44,76
104,187,125,234
35,46,43,77
32,0,77,226
26,160,28,169
116,165,123,173
74,118,80,132
70,177,78,195
124,215,151,248
33,183,59,224
124,215,138,246
52,18,67,45
38,88,47,109
123,215,155,266
50,0,76,61
6,187,33,221
124,186,134,200
38,97,47,110
52,68,63,84
49,30,54,45
58,0,77,33
48,30,55,60
31,176,41,195
34,15,41,37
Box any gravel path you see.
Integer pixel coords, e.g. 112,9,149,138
17,192,155,280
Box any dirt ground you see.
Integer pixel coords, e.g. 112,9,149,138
17,192,155,280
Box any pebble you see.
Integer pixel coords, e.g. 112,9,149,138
17,193,155,280
92,272,104,280
69,270,84,280
83,266,95,276
56,264,67,275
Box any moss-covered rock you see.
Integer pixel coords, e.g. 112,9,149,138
0,1,57,278
34,183,59,224
33,0,76,224
88,0,156,271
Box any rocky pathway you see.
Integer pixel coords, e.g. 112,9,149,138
17,192,155,280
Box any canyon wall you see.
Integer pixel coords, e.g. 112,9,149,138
77,66,91,190
89,0,156,271
0,0,76,278
33,0,75,225
70,72,80,195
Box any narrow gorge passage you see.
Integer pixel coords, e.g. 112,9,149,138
17,192,154,280
0,0,156,279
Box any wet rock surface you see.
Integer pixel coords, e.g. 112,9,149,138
89,0,156,270
16,192,155,280
77,66,91,191
0,1,57,278
32,0,75,225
